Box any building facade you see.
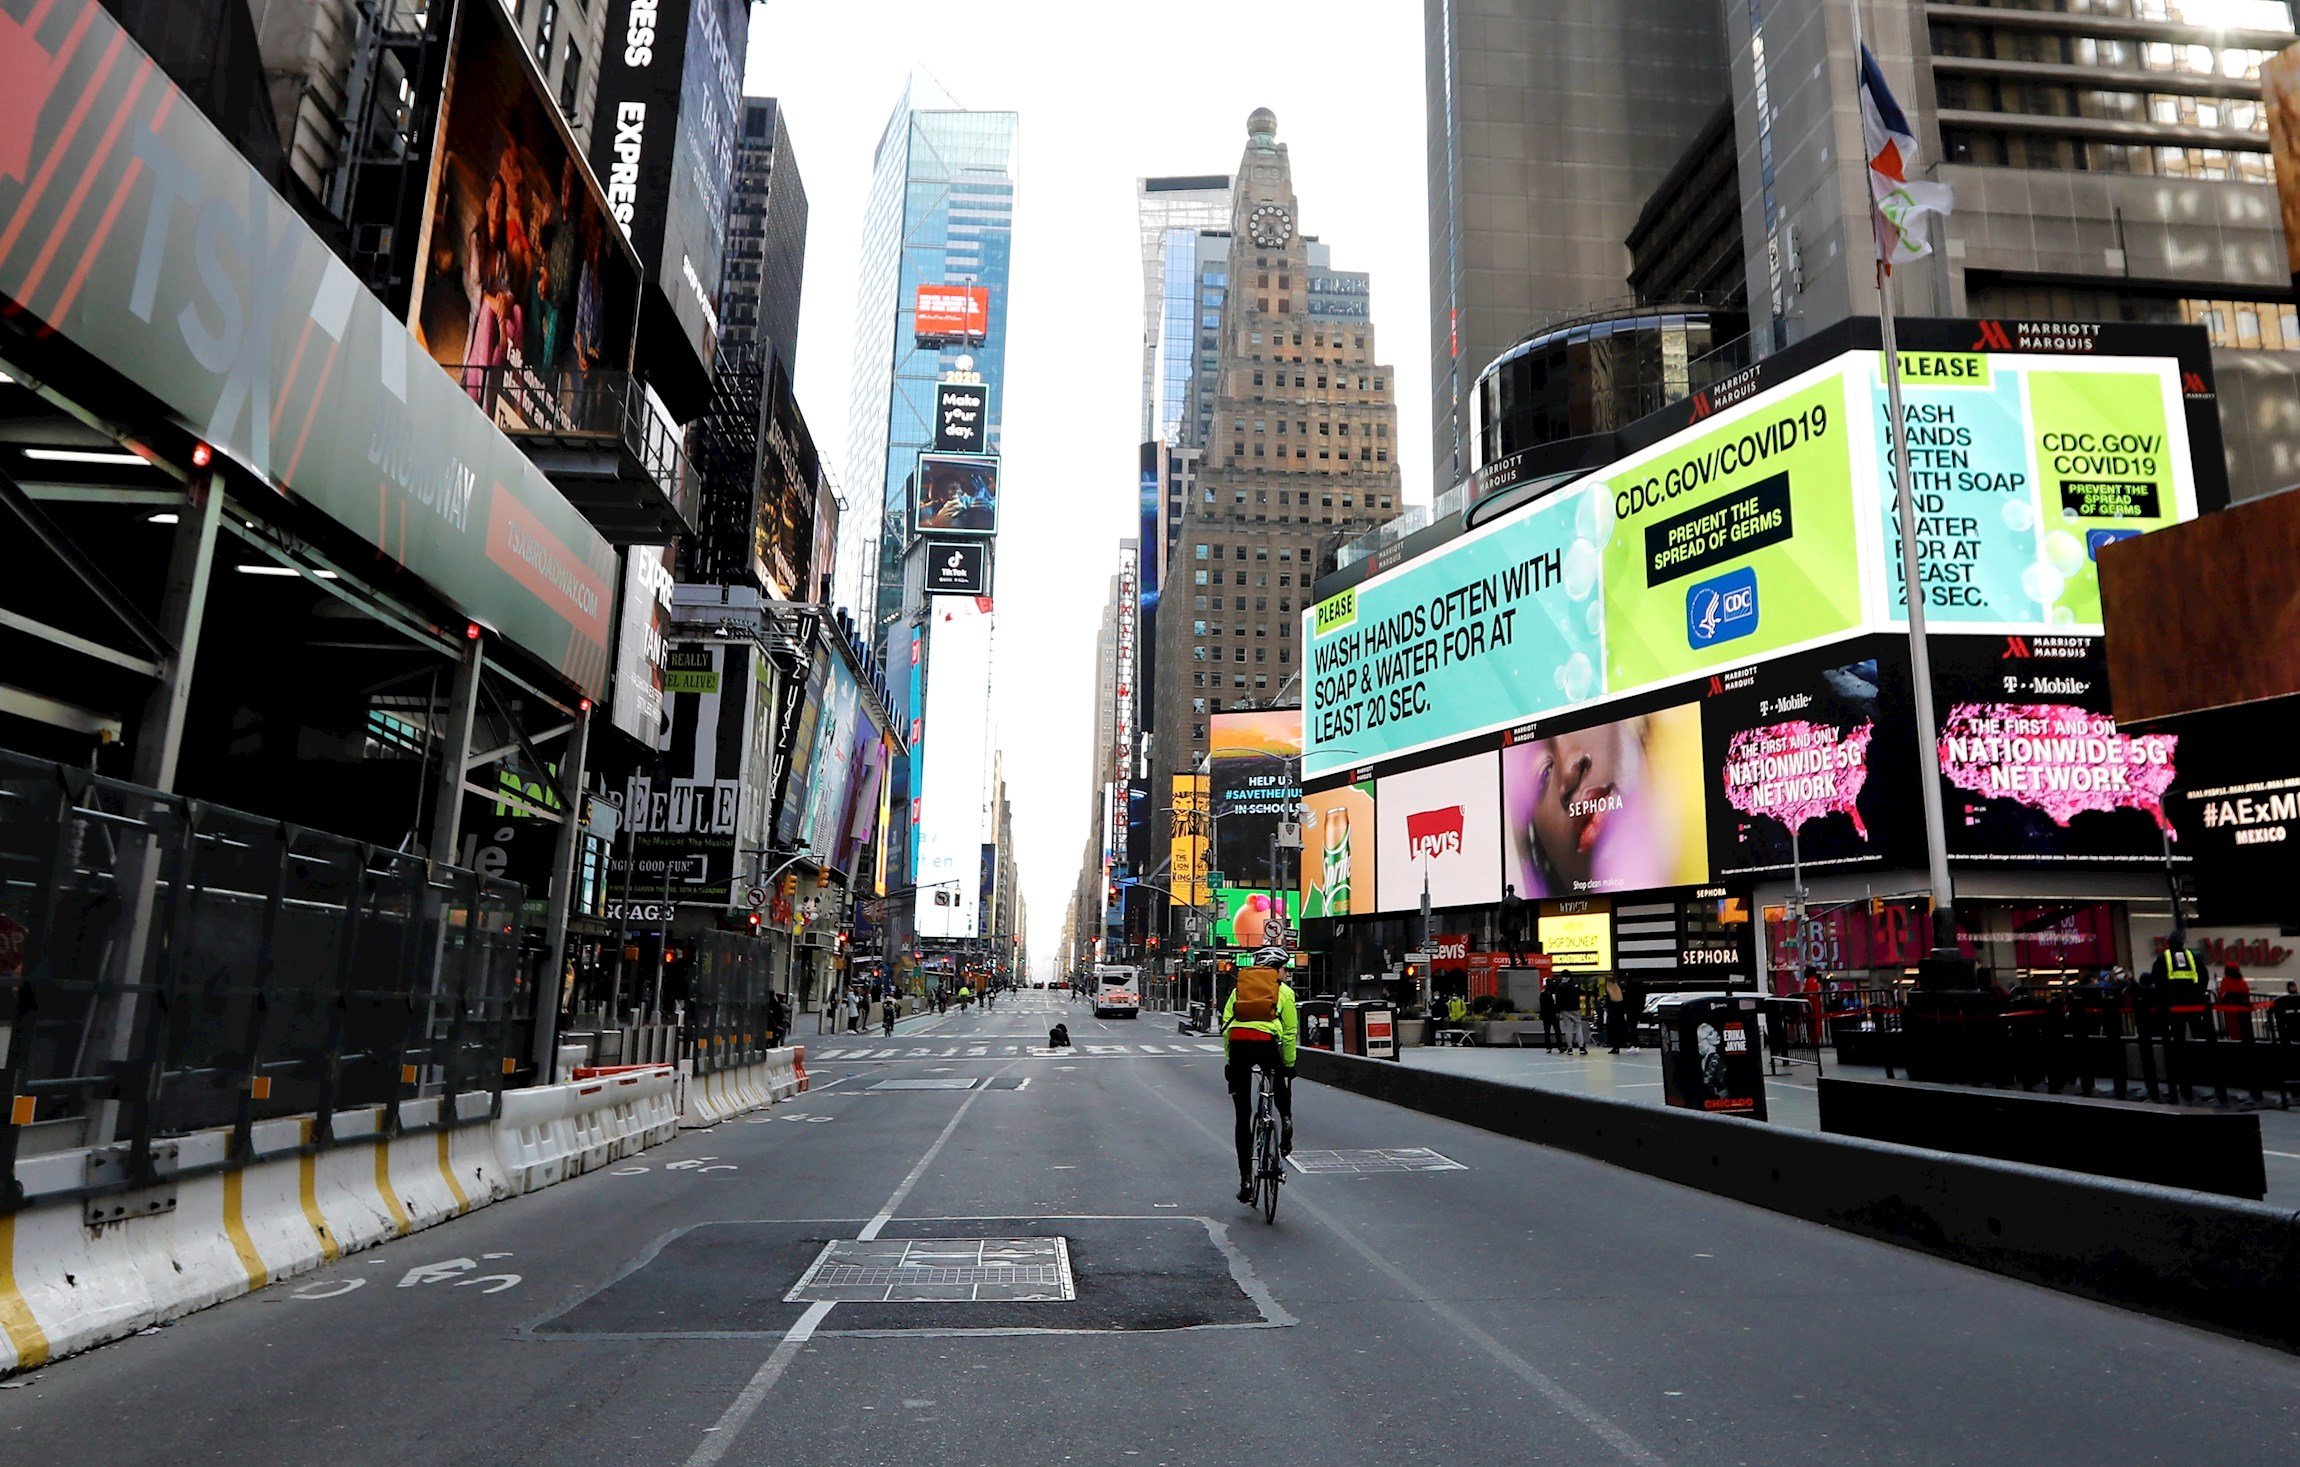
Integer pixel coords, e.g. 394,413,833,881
1147,111,1406,941
1138,176,1234,444
1716,0,2300,499
718,96,810,374
836,79,1019,641
1423,0,1730,494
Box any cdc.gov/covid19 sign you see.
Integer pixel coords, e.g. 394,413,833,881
1304,350,2195,780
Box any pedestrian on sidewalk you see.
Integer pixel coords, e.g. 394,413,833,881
882,994,898,1037
844,988,862,1034
2218,965,2254,1043
1603,977,1627,1054
1538,978,1563,1051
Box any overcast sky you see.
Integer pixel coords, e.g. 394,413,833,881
745,1,1431,977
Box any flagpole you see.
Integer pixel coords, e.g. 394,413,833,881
1854,0,1959,959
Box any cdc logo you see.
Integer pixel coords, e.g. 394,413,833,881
1686,566,1760,649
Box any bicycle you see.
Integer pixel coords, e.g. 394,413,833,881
1250,1065,1285,1224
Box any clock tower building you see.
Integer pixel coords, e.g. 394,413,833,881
1149,108,1403,899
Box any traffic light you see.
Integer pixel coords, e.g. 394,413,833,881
746,911,762,932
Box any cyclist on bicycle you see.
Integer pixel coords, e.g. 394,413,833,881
1223,945,1299,1204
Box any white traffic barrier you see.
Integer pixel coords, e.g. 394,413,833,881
678,1048,804,1128
1,1073,675,1375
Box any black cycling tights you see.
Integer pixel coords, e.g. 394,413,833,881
1225,1048,1292,1179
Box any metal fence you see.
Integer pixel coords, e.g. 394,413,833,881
454,361,697,525
685,929,784,1075
0,748,528,1209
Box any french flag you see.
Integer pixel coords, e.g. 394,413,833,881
1860,44,1953,269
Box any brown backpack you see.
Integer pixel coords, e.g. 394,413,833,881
1232,966,1281,1023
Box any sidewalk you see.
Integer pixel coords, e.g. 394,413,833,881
1382,1041,2300,1206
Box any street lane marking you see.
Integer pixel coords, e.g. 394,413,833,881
683,1301,833,1467
686,1061,1013,1464
1133,1069,1665,1467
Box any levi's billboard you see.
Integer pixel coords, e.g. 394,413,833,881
0,0,619,697
1304,351,2197,780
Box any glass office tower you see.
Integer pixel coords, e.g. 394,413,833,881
838,77,1018,643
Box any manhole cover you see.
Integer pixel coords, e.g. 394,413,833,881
1287,1148,1465,1174
869,1078,980,1091
787,1238,1075,1302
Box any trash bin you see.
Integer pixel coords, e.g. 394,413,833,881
1298,998,1338,1052
1338,1000,1398,1061
1655,994,1768,1120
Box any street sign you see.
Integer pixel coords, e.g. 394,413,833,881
1276,821,1302,849
747,887,766,910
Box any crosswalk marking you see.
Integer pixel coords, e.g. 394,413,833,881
810,1042,1227,1061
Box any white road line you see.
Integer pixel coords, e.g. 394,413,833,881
688,1060,1012,1465
2266,1149,2300,1160
1132,1067,1666,1467
684,1301,834,1467
1015,1077,1031,1091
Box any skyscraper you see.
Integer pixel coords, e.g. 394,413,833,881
837,77,1018,641
1138,175,1233,443
1148,110,1404,882
1423,0,1729,493
718,97,810,375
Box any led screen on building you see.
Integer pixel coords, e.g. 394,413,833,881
1305,351,2198,780
915,284,990,341
915,598,993,935
1301,782,1374,919
1703,642,1917,878
1501,702,1708,898
1538,903,1614,973
1209,709,1302,892
413,0,640,382
1375,752,1502,913
913,453,1000,537
1170,773,1210,907
1930,636,2179,865
1211,888,1294,949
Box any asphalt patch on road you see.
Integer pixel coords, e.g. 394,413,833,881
525,1216,1274,1338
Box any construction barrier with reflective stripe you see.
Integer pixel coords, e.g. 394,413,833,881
0,1061,727,1376
680,1047,807,1128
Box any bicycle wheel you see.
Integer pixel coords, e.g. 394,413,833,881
1255,1081,1281,1223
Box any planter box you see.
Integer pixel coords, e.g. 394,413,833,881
1479,1020,1525,1045
1395,1018,1427,1047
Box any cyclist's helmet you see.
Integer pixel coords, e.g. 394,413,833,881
1252,945,1292,971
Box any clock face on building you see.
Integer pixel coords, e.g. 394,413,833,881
1248,202,1294,249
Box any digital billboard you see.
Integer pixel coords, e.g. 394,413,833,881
915,284,991,341
1931,636,2179,864
591,0,748,367
914,453,1000,537
2165,697,2300,926
614,641,758,910
935,382,990,452
915,598,993,935
1301,782,1375,919
1211,888,1293,949
1705,643,1915,877
1209,709,1303,891
924,539,992,596
1502,702,1708,898
608,545,677,744
1305,351,2197,780
413,0,640,384
1538,902,1613,974
1170,774,1210,907
1376,752,1502,913
0,0,623,697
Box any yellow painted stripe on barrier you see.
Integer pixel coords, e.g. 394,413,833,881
297,1119,340,1262
435,1129,470,1214
0,1214,52,1370
374,1139,411,1237
220,1170,270,1291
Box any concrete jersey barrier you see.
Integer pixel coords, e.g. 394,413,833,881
681,1047,807,1129
2,1065,694,1375
1294,1047,2300,1352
